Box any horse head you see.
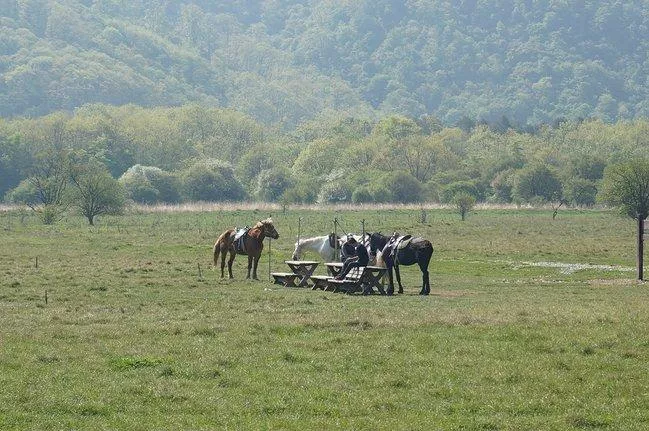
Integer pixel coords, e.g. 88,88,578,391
327,232,338,249
369,231,385,255
260,218,279,239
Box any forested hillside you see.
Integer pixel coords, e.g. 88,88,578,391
2,1,649,126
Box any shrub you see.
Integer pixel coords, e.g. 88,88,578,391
454,192,476,221
512,164,563,203
351,186,374,203
254,167,294,202
119,165,180,204
440,181,479,203
180,159,246,202
564,178,598,206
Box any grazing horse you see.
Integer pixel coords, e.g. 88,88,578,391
369,232,433,295
213,218,279,279
292,233,339,261
292,233,372,262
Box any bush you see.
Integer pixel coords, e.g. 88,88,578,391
254,167,294,202
316,170,352,204
488,169,516,203
5,179,67,224
512,164,563,203
119,165,180,204
351,186,374,203
440,181,480,203
5,179,39,206
180,159,246,202
564,178,598,206
317,182,352,204
454,192,476,221
385,172,423,203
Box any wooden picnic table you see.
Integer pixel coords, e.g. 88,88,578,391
361,266,387,295
324,262,343,277
323,263,387,295
277,260,319,287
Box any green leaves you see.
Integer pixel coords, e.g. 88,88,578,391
599,160,649,220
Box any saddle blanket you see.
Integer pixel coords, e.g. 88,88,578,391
233,227,250,255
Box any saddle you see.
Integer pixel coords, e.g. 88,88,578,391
395,234,413,250
382,234,413,264
232,226,250,255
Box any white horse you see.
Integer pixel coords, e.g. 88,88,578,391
292,232,374,263
292,233,339,261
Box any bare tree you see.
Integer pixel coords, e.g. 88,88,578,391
23,147,71,224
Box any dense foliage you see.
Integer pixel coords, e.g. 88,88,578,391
1,105,648,209
2,1,649,126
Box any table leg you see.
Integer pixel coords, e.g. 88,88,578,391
284,275,298,287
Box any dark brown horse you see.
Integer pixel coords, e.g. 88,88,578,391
369,232,433,295
213,218,279,279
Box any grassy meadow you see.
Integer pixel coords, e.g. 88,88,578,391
1,206,648,430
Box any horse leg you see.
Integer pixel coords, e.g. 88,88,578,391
246,255,253,279
419,255,431,295
394,264,404,294
227,250,235,279
220,246,227,278
386,266,395,296
252,255,260,280
420,269,430,295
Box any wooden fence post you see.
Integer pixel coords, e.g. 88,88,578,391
638,217,645,281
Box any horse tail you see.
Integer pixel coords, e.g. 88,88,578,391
213,230,230,266
213,243,220,267
292,240,301,260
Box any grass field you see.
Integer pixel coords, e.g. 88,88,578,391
1,206,648,430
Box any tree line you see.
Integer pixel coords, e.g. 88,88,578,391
1,104,648,224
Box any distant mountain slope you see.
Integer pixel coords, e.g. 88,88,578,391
1,1,648,126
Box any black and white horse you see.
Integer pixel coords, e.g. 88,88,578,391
369,232,433,295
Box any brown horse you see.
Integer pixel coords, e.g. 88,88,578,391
213,218,279,279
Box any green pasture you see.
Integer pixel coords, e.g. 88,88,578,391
1,207,647,430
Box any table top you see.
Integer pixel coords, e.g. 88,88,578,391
285,260,319,265
324,262,343,267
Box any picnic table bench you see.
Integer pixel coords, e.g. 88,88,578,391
271,260,319,287
325,265,387,295
310,275,334,291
